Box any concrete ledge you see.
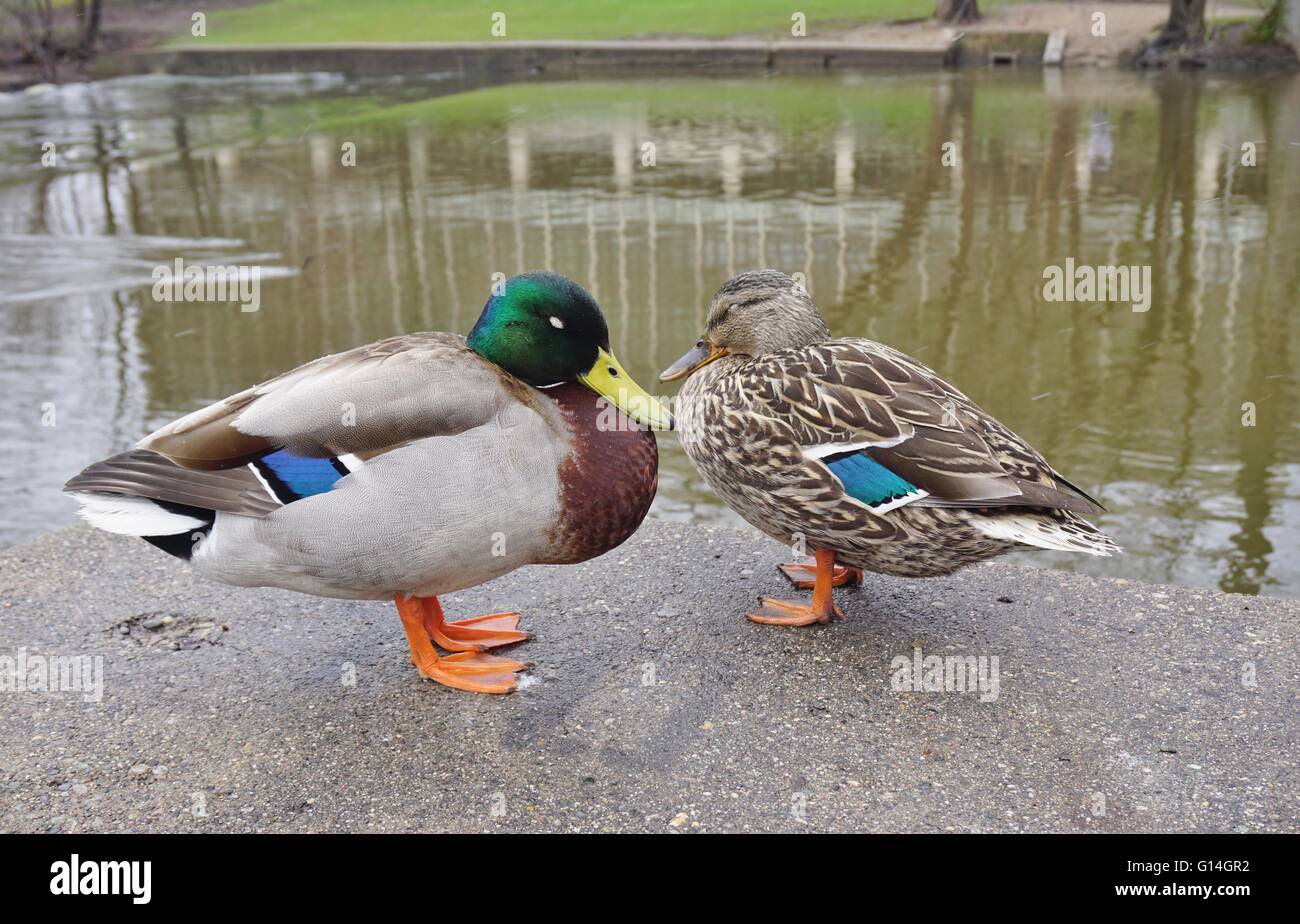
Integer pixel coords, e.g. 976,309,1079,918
1044,29,1067,67
2,521,1295,832
131,39,957,80
953,31,1052,67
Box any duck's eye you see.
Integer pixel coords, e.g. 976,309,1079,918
549,316,565,329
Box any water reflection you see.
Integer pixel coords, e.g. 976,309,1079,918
0,69,1295,596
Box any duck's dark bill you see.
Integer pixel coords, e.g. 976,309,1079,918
660,340,728,382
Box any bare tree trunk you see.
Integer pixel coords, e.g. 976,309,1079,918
2,0,60,81
82,0,103,53
935,0,981,24
1155,0,1208,47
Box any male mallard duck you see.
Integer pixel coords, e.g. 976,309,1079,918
661,270,1116,627
66,271,672,693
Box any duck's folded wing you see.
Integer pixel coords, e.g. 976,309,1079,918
748,339,1100,515
138,332,531,470
65,449,282,519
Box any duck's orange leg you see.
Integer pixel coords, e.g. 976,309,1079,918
777,560,863,591
395,596,529,694
420,597,529,652
749,548,846,627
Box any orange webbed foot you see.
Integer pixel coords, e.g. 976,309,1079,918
748,597,844,626
750,549,848,627
417,651,532,695
777,561,863,590
396,596,531,694
422,599,530,652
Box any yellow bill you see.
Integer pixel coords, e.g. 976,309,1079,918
579,348,674,431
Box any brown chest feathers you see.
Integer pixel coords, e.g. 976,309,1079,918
542,383,659,564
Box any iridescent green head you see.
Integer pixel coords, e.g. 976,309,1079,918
468,271,609,386
467,271,673,430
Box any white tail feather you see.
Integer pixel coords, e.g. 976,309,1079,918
974,514,1117,557
71,492,206,536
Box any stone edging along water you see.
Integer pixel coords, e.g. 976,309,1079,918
114,35,1056,80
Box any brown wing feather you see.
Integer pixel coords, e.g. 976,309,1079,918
744,339,1100,516
65,449,281,517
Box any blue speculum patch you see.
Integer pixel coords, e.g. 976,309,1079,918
253,450,349,502
824,449,919,507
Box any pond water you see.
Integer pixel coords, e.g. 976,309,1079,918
0,68,1296,596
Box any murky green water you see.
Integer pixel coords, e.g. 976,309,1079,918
1,68,1296,596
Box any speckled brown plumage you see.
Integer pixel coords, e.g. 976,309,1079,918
670,271,1118,580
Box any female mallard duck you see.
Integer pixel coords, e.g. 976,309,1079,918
661,270,1117,627
66,271,672,694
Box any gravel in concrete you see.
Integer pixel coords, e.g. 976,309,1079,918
0,522,1295,832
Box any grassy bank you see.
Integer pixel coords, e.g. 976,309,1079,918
297,78,938,148
171,0,962,45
